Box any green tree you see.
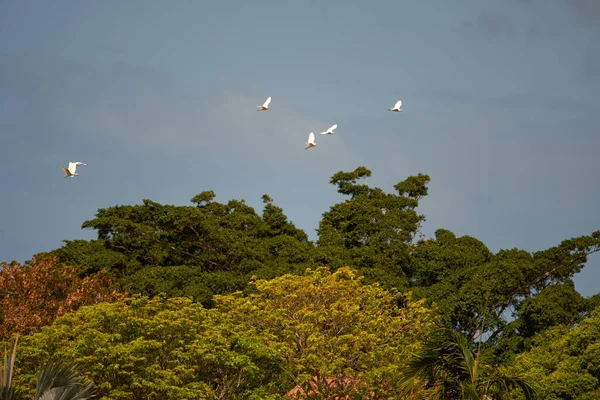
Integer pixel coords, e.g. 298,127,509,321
504,304,600,400
408,229,600,351
494,280,591,355
50,192,313,306
1,336,96,400
316,166,430,289
219,266,435,398
12,296,284,400
400,327,536,400
47,239,131,278
12,267,435,399
519,280,590,334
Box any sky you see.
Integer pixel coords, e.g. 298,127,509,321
1,0,599,296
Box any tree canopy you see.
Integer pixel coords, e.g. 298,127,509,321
11,267,434,399
504,304,600,400
2,165,599,398
0,255,124,341
50,193,313,306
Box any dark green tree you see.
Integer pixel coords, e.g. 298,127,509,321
515,280,590,338
408,228,600,361
316,166,430,289
50,192,313,306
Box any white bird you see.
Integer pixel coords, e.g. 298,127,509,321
389,100,403,112
305,132,316,150
257,96,272,111
60,161,86,178
319,124,338,135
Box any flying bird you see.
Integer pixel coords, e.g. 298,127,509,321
389,100,403,112
60,161,86,178
257,96,272,111
320,124,338,135
305,132,316,150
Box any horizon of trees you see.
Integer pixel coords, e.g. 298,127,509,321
1,165,599,399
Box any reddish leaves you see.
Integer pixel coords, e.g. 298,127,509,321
0,255,125,340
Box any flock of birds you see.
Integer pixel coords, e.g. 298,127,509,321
60,97,404,177
258,96,404,150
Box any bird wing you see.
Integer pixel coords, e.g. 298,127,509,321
308,132,315,143
394,100,402,109
67,162,77,174
263,96,271,107
61,166,72,176
328,124,337,132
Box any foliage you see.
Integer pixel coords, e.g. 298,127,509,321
5,165,600,399
514,280,590,338
48,240,131,278
50,193,313,306
400,326,536,400
218,266,435,398
0,335,18,400
12,295,283,400
12,267,434,399
0,255,125,341
44,166,599,354
408,228,600,349
1,336,96,400
316,166,430,290
505,305,600,400
33,361,96,400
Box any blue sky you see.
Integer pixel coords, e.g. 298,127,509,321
1,0,599,296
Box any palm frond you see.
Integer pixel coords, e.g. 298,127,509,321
0,335,18,400
0,386,17,400
481,376,537,400
399,327,537,400
34,360,96,400
460,381,482,400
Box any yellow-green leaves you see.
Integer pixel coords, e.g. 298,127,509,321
217,266,434,398
11,267,434,399
505,305,600,400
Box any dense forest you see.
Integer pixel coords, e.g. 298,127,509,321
1,166,599,399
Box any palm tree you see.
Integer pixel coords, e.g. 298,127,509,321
33,360,96,400
0,335,18,400
1,334,95,400
399,327,536,400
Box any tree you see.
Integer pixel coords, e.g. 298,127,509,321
1,336,96,400
48,239,131,277
51,193,314,306
494,281,596,365
11,295,286,400
32,166,600,369
218,266,435,398
504,304,600,400
516,280,589,337
33,361,96,400
399,327,536,400
0,255,125,341
408,229,600,352
0,335,18,400
12,267,435,399
316,166,430,289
